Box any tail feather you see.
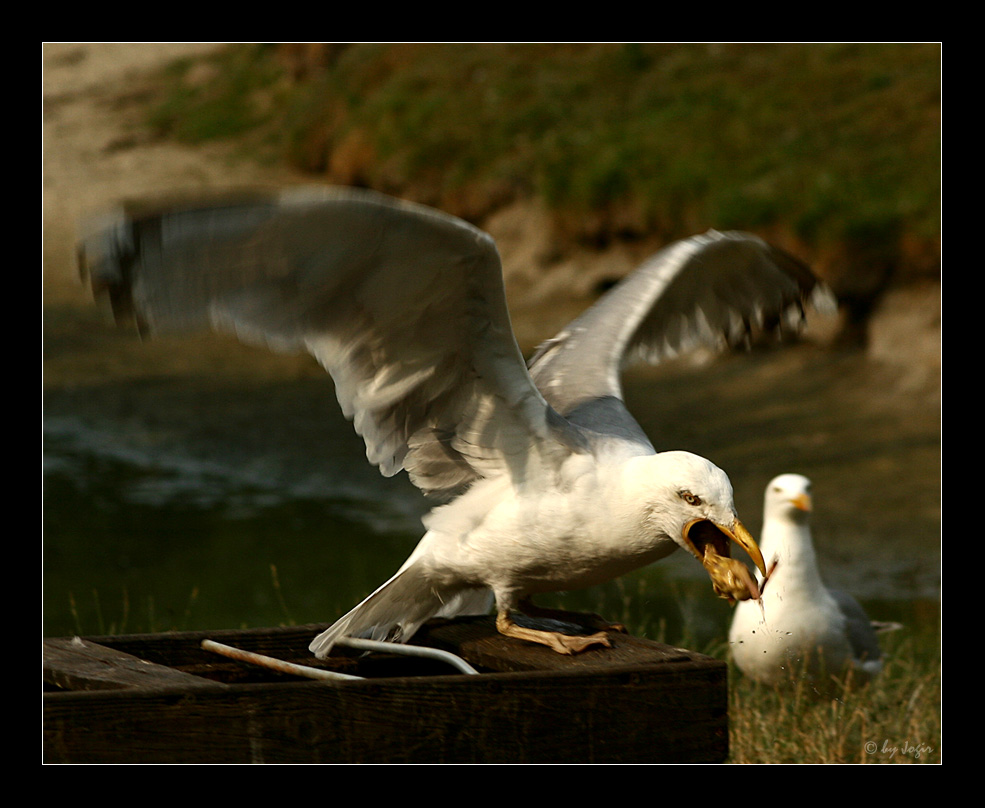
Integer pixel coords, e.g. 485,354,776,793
435,587,494,619
309,564,489,659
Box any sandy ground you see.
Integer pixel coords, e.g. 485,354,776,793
42,43,607,353
43,44,304,309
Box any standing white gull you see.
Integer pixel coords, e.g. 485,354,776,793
729,474,888,686
79,186,832,656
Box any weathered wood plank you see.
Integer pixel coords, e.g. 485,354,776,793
43,619,729,764
44,662,726,764
417,616,696,672
43,637,224,692
57,624,365,681
73,624,334,667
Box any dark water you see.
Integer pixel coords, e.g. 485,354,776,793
42,331,940,650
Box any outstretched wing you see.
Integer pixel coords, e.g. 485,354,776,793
78,186,580,501
528,230,834,418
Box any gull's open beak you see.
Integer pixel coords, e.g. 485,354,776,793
682,518,768,603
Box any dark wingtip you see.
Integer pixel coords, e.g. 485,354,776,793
76,209,147,332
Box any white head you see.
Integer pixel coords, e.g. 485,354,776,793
636,450,738,531
628,451,767,601
764,473,813,525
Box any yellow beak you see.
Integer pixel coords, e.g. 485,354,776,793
718,519,767,577
790,493,812,512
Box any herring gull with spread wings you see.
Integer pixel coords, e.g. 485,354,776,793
79,186,832,655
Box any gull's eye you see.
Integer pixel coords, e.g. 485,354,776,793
680,491,702,506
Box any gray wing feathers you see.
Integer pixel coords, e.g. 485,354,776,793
830,589,884,667
79,186,571,501
308,564,447,657
528,230,832,417
308,563,492,658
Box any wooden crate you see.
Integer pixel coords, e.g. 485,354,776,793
43,616,728,764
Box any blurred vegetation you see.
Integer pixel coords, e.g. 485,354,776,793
580,577,940,763
147,43,940,283
726,627,940,764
